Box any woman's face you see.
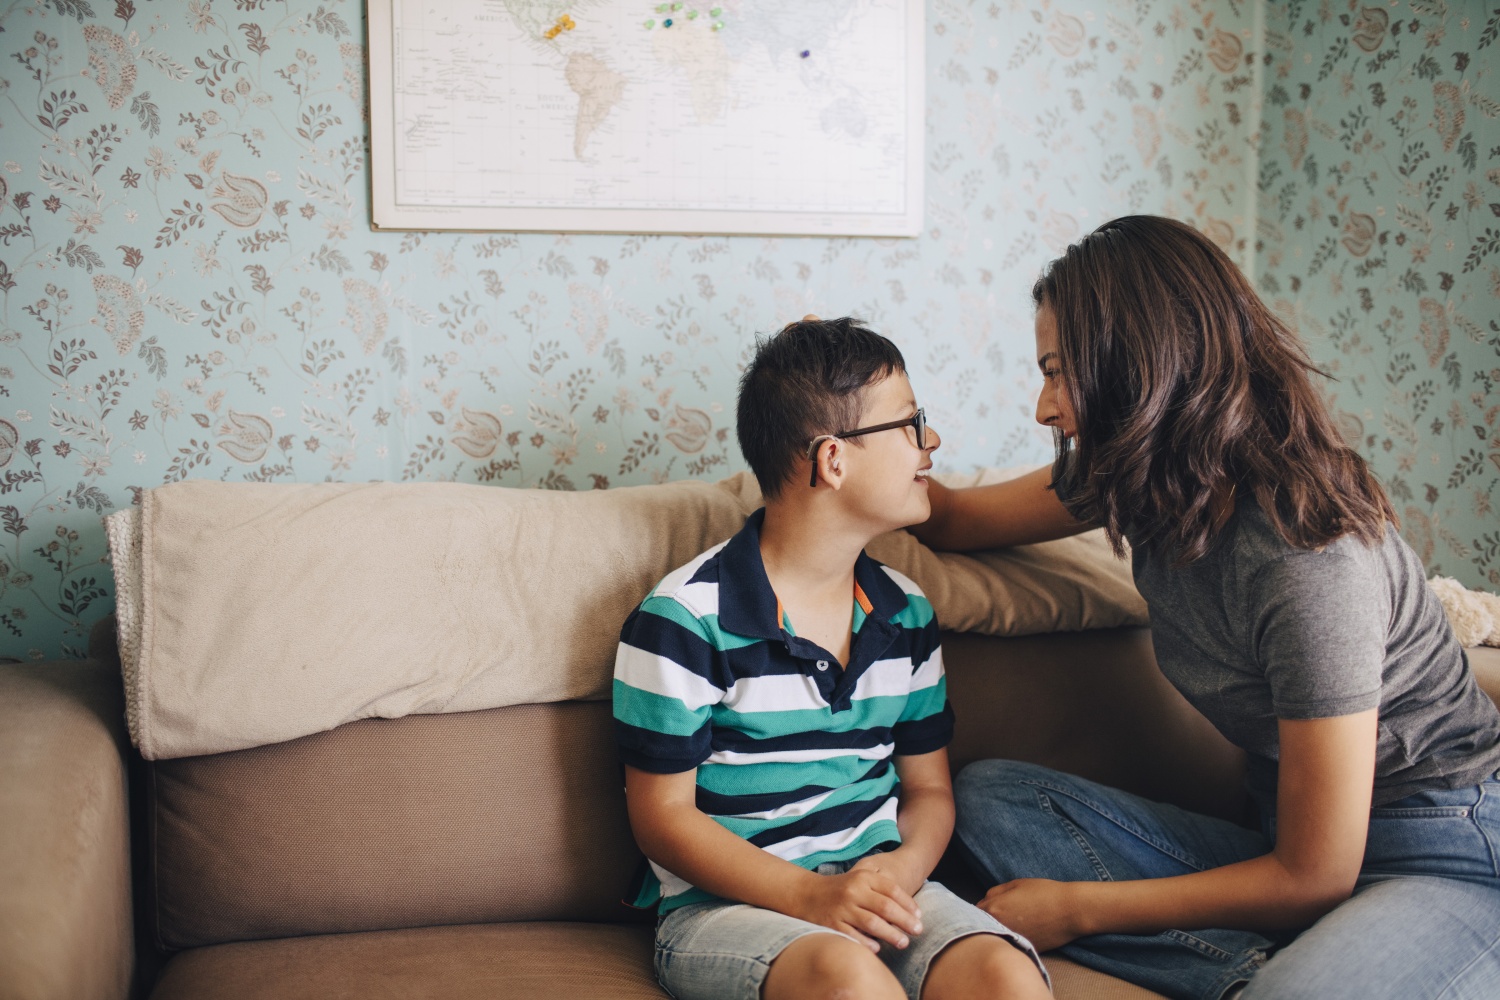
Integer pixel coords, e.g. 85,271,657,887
1034,306,1077,440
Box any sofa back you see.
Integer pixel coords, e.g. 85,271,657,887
140,626,1260,951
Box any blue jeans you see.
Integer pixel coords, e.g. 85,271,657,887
954,760,1500,1000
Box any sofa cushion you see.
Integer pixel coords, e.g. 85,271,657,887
148,923,667,1000
145,922,1166,1000
107,470,1145,759
147,700,647,950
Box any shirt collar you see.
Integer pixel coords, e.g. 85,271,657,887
716,508,911,641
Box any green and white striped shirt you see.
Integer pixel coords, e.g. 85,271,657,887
613,508,953,912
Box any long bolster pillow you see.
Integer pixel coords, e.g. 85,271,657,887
106,470,1145,759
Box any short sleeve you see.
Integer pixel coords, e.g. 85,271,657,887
612,600,726,773
1249,549,1388,720
890,597,954,756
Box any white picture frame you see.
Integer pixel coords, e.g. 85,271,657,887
366,0,924,237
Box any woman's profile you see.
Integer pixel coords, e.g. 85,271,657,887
914,215,1500,1000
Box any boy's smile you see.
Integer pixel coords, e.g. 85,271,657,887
837,371,941,531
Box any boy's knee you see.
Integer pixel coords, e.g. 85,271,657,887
925,934,1049,1000
766,933,901,1000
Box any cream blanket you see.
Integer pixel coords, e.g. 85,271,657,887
105,470,1146,759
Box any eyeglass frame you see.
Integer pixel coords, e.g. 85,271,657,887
805,408,927,487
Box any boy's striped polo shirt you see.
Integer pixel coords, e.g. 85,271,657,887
613,507,954,913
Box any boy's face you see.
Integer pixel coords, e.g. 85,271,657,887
837,371,940,531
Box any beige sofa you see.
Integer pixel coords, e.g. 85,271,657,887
4,476,1497,1000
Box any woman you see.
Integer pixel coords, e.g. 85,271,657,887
914,216,1500,1000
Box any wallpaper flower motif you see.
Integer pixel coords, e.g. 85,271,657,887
5,0,1261,659
1255,0,1500,589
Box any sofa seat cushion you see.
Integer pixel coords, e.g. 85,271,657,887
146,921,1165,1000
148,923,666,1000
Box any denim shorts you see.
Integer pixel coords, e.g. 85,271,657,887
652,859,1048,1000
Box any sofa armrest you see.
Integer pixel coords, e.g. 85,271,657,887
0,659,133,1000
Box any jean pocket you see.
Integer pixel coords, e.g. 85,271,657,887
1363,799,1495,883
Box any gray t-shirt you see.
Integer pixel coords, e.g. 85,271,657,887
1131,499,1500,808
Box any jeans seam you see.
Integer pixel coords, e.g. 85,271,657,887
1209,948,1269,1000
1021,777,1218,872
1370,806,1473,818
1161,928,1236,962
1034,784,1116,882
1476,781,1500,879
1431,926,1500,1000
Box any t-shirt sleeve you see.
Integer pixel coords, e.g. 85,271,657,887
612,597,726,773
1249,549,1388,720
890,590,955,756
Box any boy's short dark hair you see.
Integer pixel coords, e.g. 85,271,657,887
736,317,907,499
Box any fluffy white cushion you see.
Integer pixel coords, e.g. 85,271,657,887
1429,576,1500,648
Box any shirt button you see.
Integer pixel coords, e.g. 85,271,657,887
816,660,829,671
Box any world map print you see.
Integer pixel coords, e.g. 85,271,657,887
373,0,921,234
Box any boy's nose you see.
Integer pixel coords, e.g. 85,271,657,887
925,425,941,452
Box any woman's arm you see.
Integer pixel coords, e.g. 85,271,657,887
911,466,1091,552
978,709,1378,951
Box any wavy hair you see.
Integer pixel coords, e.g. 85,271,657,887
1034,215,1395,565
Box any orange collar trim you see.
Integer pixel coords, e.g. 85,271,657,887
774,582,874,631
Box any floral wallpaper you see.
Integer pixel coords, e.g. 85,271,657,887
1254,0,1500,590
2,0,1261,660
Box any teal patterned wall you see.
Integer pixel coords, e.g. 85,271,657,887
4,0,1259,659
1254,1,1500,590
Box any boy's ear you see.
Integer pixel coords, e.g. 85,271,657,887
815,437,846,491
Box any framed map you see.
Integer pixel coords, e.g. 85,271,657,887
367,0,924,236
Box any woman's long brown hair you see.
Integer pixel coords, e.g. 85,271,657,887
1035,215,1395,565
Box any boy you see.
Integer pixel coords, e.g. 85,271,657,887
612,318,1051,1000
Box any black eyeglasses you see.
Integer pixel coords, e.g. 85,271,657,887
806,408,927,487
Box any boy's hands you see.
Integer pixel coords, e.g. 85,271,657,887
790,866,924,953
850,846,927,896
